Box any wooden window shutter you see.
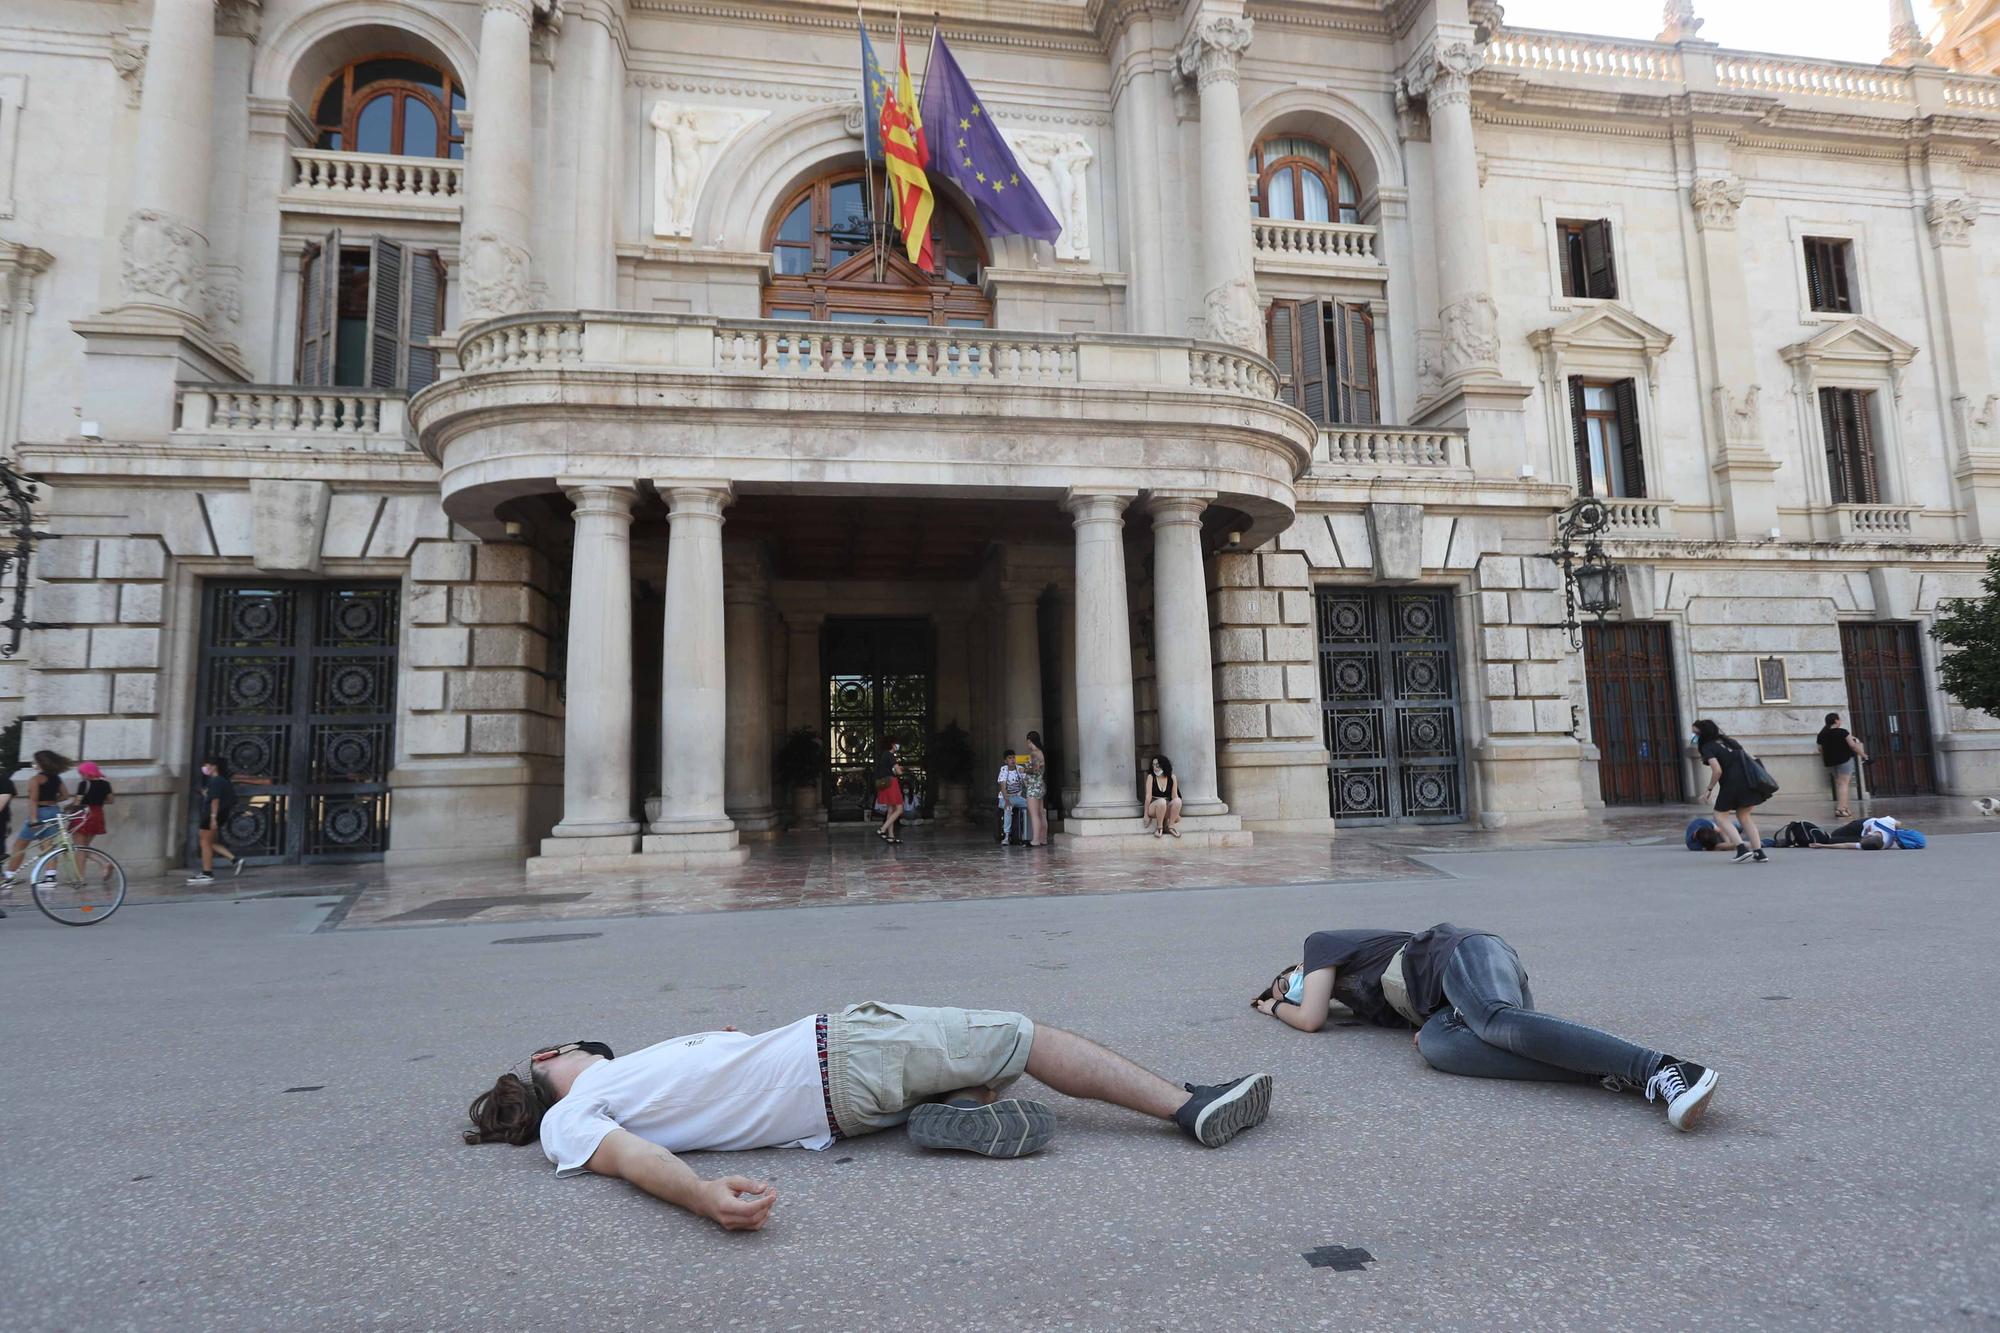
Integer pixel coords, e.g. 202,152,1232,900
1296,298,1331,425
404,250,446,392
1611,378,1645,497
1266,299,1299,409
1557,224,1577,298
1567,376,1592,496
1851,390,1879,504
1828,243,1853,313
1583,220,1617,299
298,227,340,386
1333,303,1378,425
1819,387,1852,504
363,237,405,390
1805,241,1828,311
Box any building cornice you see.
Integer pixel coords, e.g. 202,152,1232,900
628,0,1104,55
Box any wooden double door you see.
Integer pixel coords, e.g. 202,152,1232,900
1839,622,1937,796
1584,622,1684,806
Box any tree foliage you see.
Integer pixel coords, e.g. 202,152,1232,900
1930,552,2000,719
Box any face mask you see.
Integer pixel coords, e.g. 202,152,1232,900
1284,969,1306,1006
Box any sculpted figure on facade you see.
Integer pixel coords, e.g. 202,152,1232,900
1204,278,1262,350
1175,15,1254,90
1971,393,2000,450
1439,294,1499,377
1392,81,1430,142
461,229,533,321
119,208,203,311
1690,175,1745,230
1926,195,1978,247
1004,131,1094,262
204,269,243,337
650,103,769,240
1656,0,1703,43
110,34,145,107
1714,384,1762,447
1407,41,1484,111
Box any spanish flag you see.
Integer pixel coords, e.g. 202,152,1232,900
879,19,935,271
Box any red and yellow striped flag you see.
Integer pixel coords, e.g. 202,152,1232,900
879,21,935,271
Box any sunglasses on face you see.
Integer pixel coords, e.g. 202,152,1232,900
512,1040,614,1084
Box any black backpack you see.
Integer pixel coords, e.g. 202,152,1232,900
1773,819,1830,848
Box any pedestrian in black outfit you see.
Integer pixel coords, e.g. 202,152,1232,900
189,756,246,884
1692,719,1767,863
1814,712,1868,819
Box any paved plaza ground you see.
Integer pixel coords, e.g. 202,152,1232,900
3,804,1997,1330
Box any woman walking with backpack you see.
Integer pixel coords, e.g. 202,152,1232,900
1693,719,1769,863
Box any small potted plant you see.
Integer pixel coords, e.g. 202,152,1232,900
930,720,975,823
776,726,825,825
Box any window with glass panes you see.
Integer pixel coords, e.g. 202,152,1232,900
1564,378,1646,498
1265,299,1378,426
1818,387,1880,504
1248,137,1360,225
763,171,990,325
311,55,464,159
1557,219,1618,299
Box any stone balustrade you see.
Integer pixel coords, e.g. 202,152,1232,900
1312,425,1469,475
1835,503,1922,539
455,314,1279,398
1250,218,1381,267
1599,497,1673,535
1712,52,1908,103
173,385,412,451
1944,78,2000,111
282,149,464,216
1486,30,1681,81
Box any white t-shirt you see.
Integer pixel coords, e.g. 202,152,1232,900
537,1015,834,1175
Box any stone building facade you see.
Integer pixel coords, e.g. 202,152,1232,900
1,0,1996,876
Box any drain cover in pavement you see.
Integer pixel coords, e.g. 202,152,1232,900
492,932,603,945
1302,1245,1375,1272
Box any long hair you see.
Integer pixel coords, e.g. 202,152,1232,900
32,750,72,777
1026,730,1043,750
463,1069,556,1146
1691,719,1727,748
1151,755,1174,779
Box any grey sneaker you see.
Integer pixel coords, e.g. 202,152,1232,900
1173,1073,1273,1147
231,857,247,878
906,1097,1057,1158
186,872,215,885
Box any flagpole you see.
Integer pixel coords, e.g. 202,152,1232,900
859,2,885,280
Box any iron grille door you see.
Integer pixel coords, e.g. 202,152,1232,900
821,618,935,821
1584,622,1684,805
1839,622,1936,796
192,581,399,864
1318,588,1465,824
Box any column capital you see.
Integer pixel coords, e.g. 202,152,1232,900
1064,488,1138,527
482,0,538,25
659,481,734,519
1690,175,1745,231
1146,490,1216,525
1927,195,1978,248
560,479,639,518
1175,15,1253,89
1406,38,1484,111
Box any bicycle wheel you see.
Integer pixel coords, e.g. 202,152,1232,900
31,847,127,925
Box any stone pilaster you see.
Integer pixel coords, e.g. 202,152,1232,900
1149,492,1225,814
461,0,540,321
1469,552,1593,826
1209,541,1330,832
999,582,1044,758
1684,165,1782,538
723,544,779,835
1066,490,1143,823
116,0,215,323
1407,36,1499,387
781,608,826,826
1175,15,1260,349
541,483,640,856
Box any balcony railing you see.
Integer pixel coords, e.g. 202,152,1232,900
1599,497,1674,535
1311,425,1469,475
455,315,1280,398
282,149,463,217
173,385,412,452
1711,52,1908,103
1250,219,1382,269
1485,30,1682,82
1835,503,1922,539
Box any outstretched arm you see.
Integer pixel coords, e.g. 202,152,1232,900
585,1127,776,1231
1253,968,1337,1032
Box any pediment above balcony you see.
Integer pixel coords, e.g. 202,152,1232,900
1527,302,1673,359
1778,316,1919,370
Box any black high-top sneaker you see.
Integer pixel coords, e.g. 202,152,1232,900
1644,1058,1718,1131
1173,1074,1273,1147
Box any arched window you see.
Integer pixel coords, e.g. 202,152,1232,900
312,55,464,159
763,170,991,325
1249,136,1359,225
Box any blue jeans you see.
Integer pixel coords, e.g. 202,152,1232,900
1415,935,1660,1087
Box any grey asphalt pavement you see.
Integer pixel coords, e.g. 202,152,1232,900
3,835,1998,1331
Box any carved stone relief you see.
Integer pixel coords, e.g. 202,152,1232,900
1203,277,1262,350
111,34,146,108
1392,81,1429,142
119,208,204,310
1714,384,1762,446
1439,293,1499,375
1001,131,1094,262
204,267,243,334
461,229,534,321
1407,41,1483,112
1656,0,1703,43
649,102,769,241
1926,196,1978,248
1690,176,1745,230
1416,332,1444,401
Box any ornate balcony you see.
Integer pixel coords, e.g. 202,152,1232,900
1308,425,1470,479
1833,503,1923,540
1599,498,1675,536
281,149,463,222
415,313,1315,540
173,385,413,453
1249,219,1383,278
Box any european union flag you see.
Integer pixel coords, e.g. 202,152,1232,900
918,32,1061,245
859,23,890,161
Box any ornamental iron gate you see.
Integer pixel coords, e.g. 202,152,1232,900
1317,588,1465,824
1839,621,1937,796
1583,622,1685,805
822,618,934,821
191,581,399,864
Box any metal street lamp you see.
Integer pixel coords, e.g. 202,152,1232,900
1540,496,1623,649
0,458,47,658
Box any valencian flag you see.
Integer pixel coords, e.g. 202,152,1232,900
878,19,936,270
919,31,1061,246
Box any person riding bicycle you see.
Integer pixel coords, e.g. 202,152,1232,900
3,750,72,888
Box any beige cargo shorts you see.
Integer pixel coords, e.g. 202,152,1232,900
824,1001,1036,1136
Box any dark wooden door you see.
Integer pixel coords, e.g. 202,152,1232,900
192,581,399,864
1584,622,1684,805
1840,622,1936,795
1317,588,1465,824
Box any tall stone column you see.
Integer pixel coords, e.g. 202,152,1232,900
117,0,218,321
543,482,640,853
461,0,539,321
1109,15,1170,335
1067,491,1142,822
999,584,1044,757
781,609,826,825
1051,585,1082,811
566,9,619,307
645,484,745,862
1149,492,1225,814
1408,38,1500,385
1175,16,1261,349
723,547,779,834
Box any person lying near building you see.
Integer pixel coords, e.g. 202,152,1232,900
1810,815,1926,850
464,1002,1272,1231
1684,816,1776,851
1252,925,1718,1131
